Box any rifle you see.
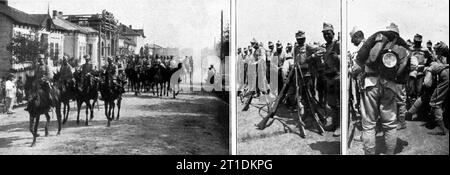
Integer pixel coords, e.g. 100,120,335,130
347,52,362,148
256,47,325,137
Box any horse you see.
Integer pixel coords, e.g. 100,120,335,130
24,75,62,147
165,63,184,98
52,70,77,124
150,63,166,97
99,74,125,127
73,70,99,126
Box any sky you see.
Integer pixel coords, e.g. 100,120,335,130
8,0,230,49
236,0,341,48
347,0,449,50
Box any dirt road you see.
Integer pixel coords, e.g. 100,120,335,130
348,120,449,155
0,93,229,155
237,97,340,155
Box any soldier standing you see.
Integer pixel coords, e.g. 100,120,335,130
348,26,366,141
274,41,285,94
243,48,249,86
266,41,275,84
356,23,410,155
407,34,433,120
237,48,246,94
321,23,341,136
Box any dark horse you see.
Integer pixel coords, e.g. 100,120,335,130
99,74,125,127
73,70,99,126
164,63,183,98
52,71,77,124
24,75,62,147
150,63,166,97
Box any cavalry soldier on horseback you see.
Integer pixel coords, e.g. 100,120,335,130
104,57,120,89
25,54,52,111
59,56,74,87
78,55,95,91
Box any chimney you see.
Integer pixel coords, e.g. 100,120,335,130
0,0,8,6
52,10,58,18
58,11,63,17
129,25,132,29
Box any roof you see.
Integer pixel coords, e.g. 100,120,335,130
81,26,98,34
132,29,145,38
0,4,49,27
148,43,163,49
52,16,97,34
119,24,140,36
119,35,136,46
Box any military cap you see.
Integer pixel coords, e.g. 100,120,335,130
386,22,399,34
243,48,248,51
84,55,91,59
413,34,422,42
349,26,361,38
286,43,292,47
295,30,306,38
322,23,334,32
276,41,282,48
250,38,258,44
107,56,113,61
268,41,274,47
427,40,432,45
434,41,448,52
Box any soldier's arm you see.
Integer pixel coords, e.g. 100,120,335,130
356,32,378,68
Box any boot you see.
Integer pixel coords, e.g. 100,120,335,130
407,97,422,120
364,148,376,155
384,128,397,155
428,120,447,136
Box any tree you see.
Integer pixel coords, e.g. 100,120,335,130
6,34,48,64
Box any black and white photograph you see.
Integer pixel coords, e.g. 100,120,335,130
346,0,449,155
0,0,230,155
236,0,342,155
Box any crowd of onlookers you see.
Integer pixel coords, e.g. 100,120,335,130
0,73,25,114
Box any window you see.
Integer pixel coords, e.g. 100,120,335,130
55,43,59,59
49,43,54,59
101,42,105,56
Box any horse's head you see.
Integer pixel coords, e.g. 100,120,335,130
41,80,52,92
53,70,61,82
24,74,36,92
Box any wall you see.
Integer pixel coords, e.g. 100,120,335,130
0,14,13,78
64,33,76,59
134,36,145,55
87,34,99,69
63,32,87,64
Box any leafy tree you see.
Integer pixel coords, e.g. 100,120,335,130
6,34,48,64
